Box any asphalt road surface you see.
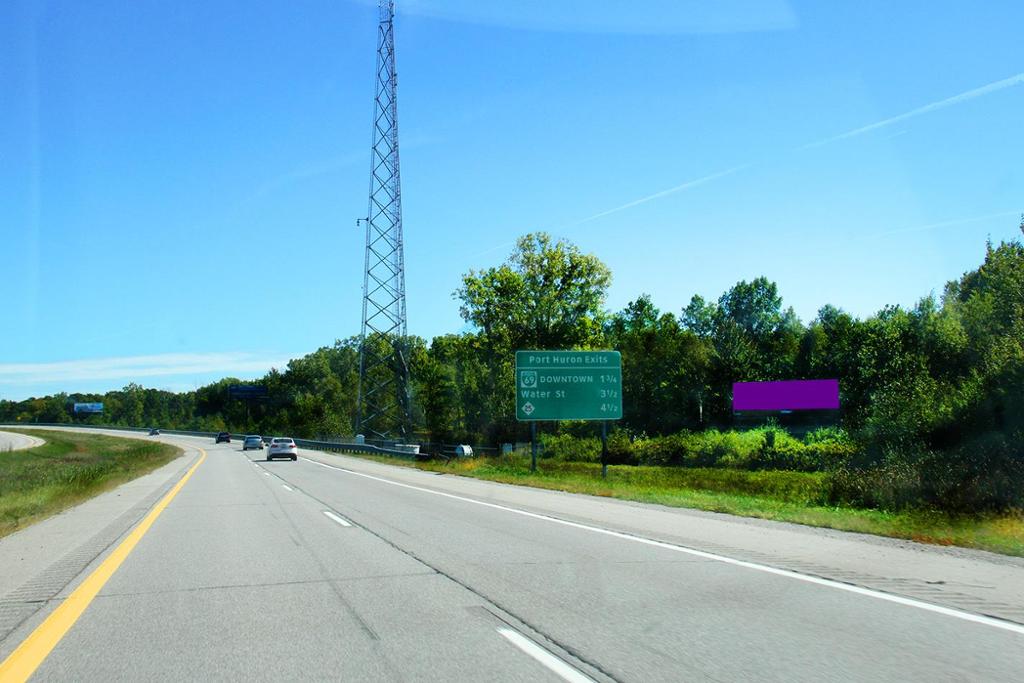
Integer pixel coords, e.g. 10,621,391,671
1,432,1022,681
0,430,45,452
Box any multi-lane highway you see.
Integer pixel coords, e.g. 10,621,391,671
1,430,1022,681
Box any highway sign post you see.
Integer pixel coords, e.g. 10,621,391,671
515,350,623,474
229,385,268,425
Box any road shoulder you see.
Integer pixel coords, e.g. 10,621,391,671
297,447,1024,626
0,431,45,452
0,435,199,648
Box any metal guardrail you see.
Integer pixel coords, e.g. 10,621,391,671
288,437,422,460
0,423,424,460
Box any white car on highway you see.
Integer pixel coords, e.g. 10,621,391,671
267,437,298,461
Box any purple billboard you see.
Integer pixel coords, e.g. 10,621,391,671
732,380,840,412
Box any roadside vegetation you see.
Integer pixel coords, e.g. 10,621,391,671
346,452,1024,557
2,219,1021,551
0,430,180,538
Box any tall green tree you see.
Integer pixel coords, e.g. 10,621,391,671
418,334,467,443
606,295,710,434
457,233,612,352
454,233,613,441
682,278,803,421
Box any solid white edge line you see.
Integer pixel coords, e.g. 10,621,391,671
497,627,595,683
299,457,1024,636
282,484,293,492
323,510,352,527
263,471,270,476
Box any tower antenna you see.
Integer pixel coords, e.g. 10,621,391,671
357,0,411,440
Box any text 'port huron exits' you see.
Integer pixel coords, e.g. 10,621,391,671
515,350,622,421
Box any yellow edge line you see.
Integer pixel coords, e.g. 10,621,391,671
0,447,207,682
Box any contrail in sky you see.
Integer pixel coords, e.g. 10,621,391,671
805,71,1024,148
468,72,1023,261
574,72,1024,226
874,210,1021,237
559,72,1024,231
562,164,753,229
466,164,751,260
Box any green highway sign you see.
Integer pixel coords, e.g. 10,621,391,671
515,350,622,421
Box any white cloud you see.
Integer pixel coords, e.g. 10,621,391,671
0,352,294,385
362,0,798,35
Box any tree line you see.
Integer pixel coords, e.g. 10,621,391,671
3,222,1022,510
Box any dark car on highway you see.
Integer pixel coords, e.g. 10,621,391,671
215,432,231,443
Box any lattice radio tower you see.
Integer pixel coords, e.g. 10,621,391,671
357,0,411,440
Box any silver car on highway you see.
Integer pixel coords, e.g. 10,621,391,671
267,437,298,461
242,435,263,451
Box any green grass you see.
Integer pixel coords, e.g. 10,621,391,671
0,429,181,538
346,452,1024,557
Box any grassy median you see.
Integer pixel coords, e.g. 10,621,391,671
349,453,1024,557
0,429,181,538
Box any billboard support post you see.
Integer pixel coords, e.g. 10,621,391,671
600,420,608,479
530,422,537,473
515,350,623,479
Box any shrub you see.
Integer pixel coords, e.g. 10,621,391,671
826,459,924,511
605,429,637,465
801,441,858,469
539,433,601,462
827,430,1024,512
629,427,844,471
804,427,851,445
539,427,862,473
633,432,696,467
539,430,638,465
918,431,1024,512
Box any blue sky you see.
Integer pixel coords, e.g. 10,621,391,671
2,0,1022,400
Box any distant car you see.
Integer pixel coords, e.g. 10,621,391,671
267,437,298,461
215,432,231,444
242,435,263,451
149,428,161,436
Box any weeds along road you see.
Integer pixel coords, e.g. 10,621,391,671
1,429,1023,681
